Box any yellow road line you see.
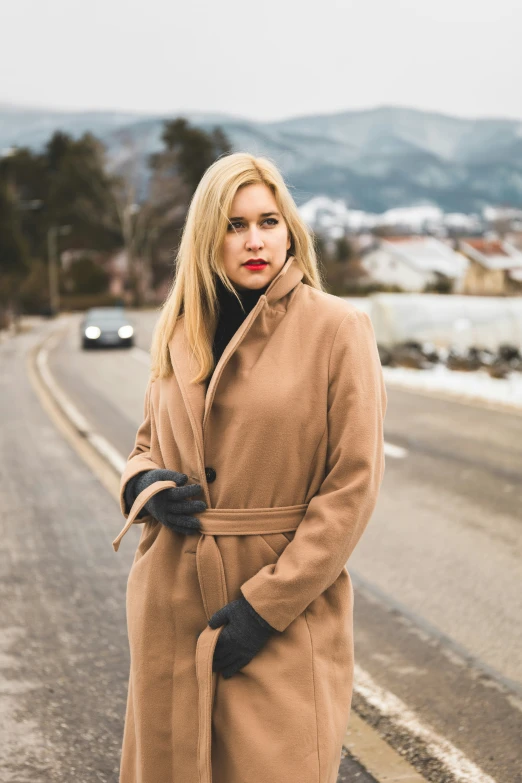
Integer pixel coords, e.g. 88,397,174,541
345,713,427,782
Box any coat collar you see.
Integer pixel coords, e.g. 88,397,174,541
263,254,304,304
167,256,304,486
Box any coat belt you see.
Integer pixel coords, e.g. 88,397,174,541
112,482,307,783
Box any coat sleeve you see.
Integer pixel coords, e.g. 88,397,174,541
240,308,387,632
118,378,164,519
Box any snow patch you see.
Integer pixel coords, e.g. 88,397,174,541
382,363,522,411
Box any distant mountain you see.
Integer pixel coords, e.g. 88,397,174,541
1,103,521,213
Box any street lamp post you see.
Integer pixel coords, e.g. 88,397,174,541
47,224,71,316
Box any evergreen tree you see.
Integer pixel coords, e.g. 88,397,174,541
334,236,353,264
44,131,121,251
155,118,232,193
65,256,110,295
147,119,232,285
0,181,30,324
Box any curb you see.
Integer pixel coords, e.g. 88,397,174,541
383,367,522,417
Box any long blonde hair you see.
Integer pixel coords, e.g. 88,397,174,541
150,152,324,383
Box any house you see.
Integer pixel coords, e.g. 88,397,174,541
459,239,522,295
506,231,522,252
360,236,468,292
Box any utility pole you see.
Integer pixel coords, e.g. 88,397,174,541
47,225,71,315
122,202,141,307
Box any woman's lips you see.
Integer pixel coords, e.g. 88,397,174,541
244,260,268,270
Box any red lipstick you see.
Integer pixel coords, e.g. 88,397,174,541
244,259,268,271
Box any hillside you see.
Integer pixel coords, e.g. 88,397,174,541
1,103,521,212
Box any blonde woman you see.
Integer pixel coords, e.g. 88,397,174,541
113,152,387,783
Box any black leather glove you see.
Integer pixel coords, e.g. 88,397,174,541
208,595,279,679
124,468,206,535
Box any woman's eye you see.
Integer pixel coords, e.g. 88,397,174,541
227,218,278,231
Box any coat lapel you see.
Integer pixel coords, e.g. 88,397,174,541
168,256,304,471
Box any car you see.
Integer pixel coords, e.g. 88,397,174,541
80,307,135,350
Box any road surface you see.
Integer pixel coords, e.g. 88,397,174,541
1,313,521,782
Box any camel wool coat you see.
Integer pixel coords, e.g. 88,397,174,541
113,255,387,783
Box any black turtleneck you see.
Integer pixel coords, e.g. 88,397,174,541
211,275,270,370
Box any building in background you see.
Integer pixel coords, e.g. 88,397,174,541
459,239,522,295
360,236,468,293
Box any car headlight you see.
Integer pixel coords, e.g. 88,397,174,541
85,326,101,339
118,325,134,339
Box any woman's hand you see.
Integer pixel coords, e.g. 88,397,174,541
208,595,279,679
126,468,207,535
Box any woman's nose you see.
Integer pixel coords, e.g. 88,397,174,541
245,226,263,251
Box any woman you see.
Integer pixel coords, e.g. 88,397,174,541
113,152,387,783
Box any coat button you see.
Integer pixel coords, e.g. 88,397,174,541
205,466,217,483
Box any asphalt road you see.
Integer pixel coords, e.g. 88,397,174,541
0,321,134,782
1,312,521,782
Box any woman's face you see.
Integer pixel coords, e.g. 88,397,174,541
222,183,291,292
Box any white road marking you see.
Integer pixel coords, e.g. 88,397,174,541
384,441,408,458
36,335,126,475
37,342,90,435
354,664,497,783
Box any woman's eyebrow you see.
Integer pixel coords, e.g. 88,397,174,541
228,211,281,221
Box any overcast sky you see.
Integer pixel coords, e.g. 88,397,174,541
2,0,521,122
